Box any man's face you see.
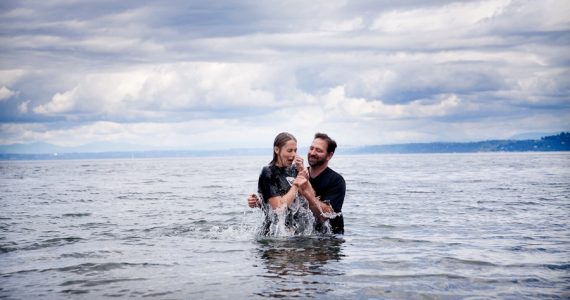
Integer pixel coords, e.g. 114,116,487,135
307,138,329,167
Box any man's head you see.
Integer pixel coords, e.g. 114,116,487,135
307,132,337,168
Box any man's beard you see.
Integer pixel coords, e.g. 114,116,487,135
308,155,326,167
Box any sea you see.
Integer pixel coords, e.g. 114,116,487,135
0,152,569,299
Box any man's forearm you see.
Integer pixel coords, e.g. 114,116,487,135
300,186,333,221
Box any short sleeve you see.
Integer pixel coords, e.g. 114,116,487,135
258,166,281,203
322,175,345,212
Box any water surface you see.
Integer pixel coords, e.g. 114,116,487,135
1,153,569,299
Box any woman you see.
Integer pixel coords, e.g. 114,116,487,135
256,132,315,236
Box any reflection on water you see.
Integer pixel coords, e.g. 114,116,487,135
254,236,345,298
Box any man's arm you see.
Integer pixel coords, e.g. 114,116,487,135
299,181,334,222
248,194,260,208
321,175,346,213
294,156,334,220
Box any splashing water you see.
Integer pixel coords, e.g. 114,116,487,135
228,160,340,238
261,193,317,237
255,167,338,237
319,199,342,220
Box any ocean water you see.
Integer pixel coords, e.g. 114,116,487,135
0,152,569,299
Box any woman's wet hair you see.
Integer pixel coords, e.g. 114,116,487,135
270,132,297,165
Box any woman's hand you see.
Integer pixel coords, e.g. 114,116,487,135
294,155,309,179
294,155,305,172
293,174,308,189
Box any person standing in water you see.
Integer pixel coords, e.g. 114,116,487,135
255,132,314,236
250,132,346,234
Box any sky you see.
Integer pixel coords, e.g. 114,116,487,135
1,0,569,151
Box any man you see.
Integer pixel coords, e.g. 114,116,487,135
248,132,346,234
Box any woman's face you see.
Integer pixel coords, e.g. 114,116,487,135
276,140,297,167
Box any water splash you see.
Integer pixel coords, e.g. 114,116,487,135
244,162,339,238
201,209,264,241
321,209,342,220
257,183,335,238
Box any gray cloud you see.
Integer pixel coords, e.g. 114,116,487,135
0,0,569,148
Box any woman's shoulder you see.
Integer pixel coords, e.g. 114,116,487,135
260,164,293,179
260,165,275,176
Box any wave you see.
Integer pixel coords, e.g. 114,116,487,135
46,262,161,275
24,237,84,251
61,213,92,217
0,236,84,253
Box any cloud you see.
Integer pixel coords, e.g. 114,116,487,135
0,86,17,101
30,62,297,121
17,100,30,114
319,86,468,120
370,0,510,33
0,0,569,149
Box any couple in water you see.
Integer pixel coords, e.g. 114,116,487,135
248,132,345,236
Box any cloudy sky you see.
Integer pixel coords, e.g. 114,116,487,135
1,0,569,150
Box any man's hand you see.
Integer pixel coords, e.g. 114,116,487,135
293,174,308,189
297,167,309,180
248,193,260,208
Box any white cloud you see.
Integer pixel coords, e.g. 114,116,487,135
370,0,510,33
32,62,289,120
1,0,569,149
481,0,570,33
0,86,17,101
0,70,28,86
34,87,78,114
0,120,287,149
319,17,365,32
18,100,30,114
0,123,47,145
320,86,467,121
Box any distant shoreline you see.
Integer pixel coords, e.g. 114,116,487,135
1,132,568,161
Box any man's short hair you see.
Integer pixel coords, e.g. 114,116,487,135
314,132,337,154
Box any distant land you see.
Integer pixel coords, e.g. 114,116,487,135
346,132,570,154
0,132,568,160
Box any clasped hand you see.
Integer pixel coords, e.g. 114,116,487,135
294,155,309,179
292,173,308,189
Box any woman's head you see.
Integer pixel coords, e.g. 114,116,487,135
270,132,297,167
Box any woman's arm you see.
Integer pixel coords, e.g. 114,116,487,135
267,184,299,210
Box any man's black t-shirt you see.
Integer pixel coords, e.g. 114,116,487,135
310,167,346,234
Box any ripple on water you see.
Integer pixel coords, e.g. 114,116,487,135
46,262,160,275
1,154,568,299
61,213,92,218
24,237,84,251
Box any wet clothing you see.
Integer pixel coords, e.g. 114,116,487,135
257,165,313,235
309,167,346,234
257,164,346,235
258,165,298,204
